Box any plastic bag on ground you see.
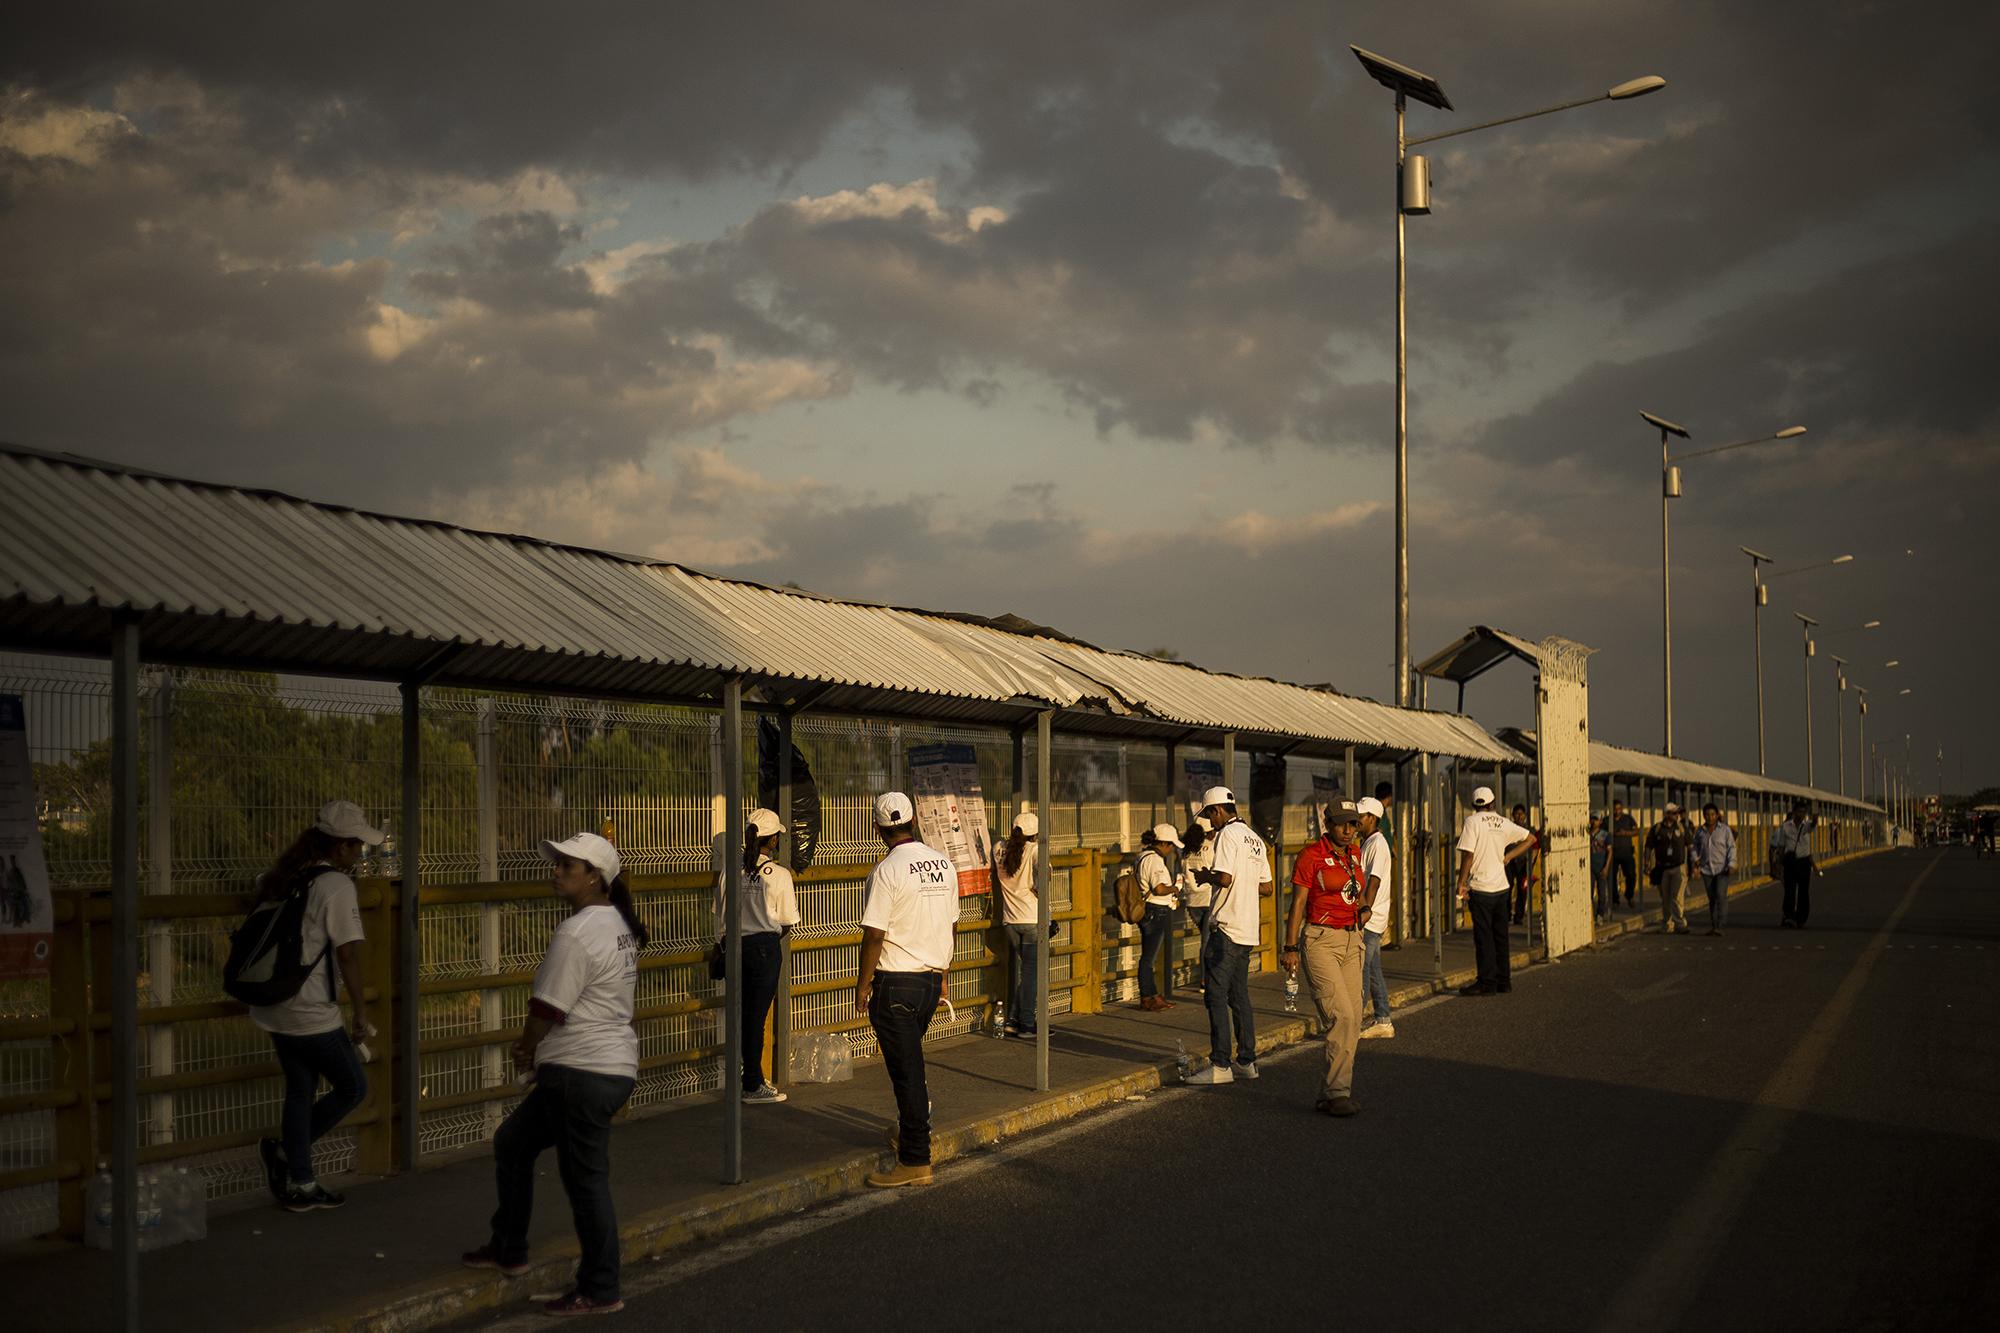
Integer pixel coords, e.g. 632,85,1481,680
788,1031,854,1083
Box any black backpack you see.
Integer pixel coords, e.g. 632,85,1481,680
222,869,334,1008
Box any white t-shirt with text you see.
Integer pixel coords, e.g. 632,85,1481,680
533,904,640,1080
860,840,959,972
1179,839,1214,908
1207,819,1272,947
1458,810,1532,894
714,856,802,937
995,849,1038,926
248,866,364,1038
1138,848,1177,907
1360,830,1392,934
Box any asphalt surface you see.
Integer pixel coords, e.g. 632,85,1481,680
455,847,2000,1333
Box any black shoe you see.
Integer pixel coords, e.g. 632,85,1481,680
1326,1096,1360,1117
281,1181,345,1213
259,1137,286,1202
1495,982,1512,993
1457,981,1496,996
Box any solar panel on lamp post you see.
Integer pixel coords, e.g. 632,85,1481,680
1350,46,1664,709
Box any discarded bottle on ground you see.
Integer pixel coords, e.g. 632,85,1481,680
990,1001,1006,1037
1175,1039,1192,1081
1284,968,1299,1012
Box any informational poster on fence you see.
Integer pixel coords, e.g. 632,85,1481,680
1308,774,1343,839
1183,758,1225,818
907,742,991,897
0,695,54,979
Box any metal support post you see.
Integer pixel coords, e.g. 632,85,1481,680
721,678,744,1183
773,710,794,1083
1394,90,1410,707
1035,710,1053,1092
145,673,174,1147
110,618,141,1333
1222,731,1237,793
397,680,424,1171
476,698,503,1134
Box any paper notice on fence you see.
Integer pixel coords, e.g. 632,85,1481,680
1183,758,1225,819
1309,774,1343,839
907,742,991,897
0,695,54,979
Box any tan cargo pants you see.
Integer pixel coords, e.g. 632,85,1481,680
1300,922,1364,1101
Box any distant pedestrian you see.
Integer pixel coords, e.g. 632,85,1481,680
1356,796,1394,1039
464,831,645,1315
1693,803,1736,936
856,792,958,1187
1454,788,1535,996
994,810,1043,1038
1507,802,1540,925
251,800,379,1214
1283,796,1369,1115
1588,814,1611,918
1179,812,1215,984
1608,800,1640,907
1775,802,1818,929
1135,823,1184,1012
715,807,801,1101
1185,786,1274,1084
1647,803,1694,934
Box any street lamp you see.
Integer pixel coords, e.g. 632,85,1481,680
1795,612,1819,785
1854,684,1869,803
1743,549,1852,774
1352,45,1666,706
1647,414,1807,756
1812,619,1880,791
1832,655,1849,796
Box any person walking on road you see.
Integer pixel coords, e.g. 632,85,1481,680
1507,802,1540,925
1589,814,1612,919
994,810,1043,1038
855,792,959,1187
1282,796,1369,1115
1775,802,1818,929
1356,796,1394,1039
1185,786,1273,1084
1178,813,1214,990
1607,800,1640,908
1693,803,1736,936
1135,823,1184,1011
1455,788,1535,996
715,808,800,1102
1648,804,1695,934
464,831,645,1315
251,800,379,1214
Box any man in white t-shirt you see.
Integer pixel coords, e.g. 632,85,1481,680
1357,797,1395,1038
1185,786,1274,1084
1136,823,1183,1011
1454,787,1536,996
857,791,958,1188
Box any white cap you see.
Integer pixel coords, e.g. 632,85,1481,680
1665,802,1682,813
748,807,785,838
874,791,915,827
540,831,621,884
1013,811,1040,837
1472,786,1496,808
1149,822,1184,848
1200,785,1238,810
1356,797,1385,819
316,799,386,845
1193,815,1213,833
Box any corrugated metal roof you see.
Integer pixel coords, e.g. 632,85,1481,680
1413,625,1553,683
0,443,1518,759
1508,729,1879,812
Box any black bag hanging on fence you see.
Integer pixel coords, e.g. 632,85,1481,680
222,870,332,1007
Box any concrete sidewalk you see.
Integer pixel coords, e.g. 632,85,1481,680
5,848,1884,1332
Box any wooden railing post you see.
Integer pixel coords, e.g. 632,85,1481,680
1077,850,1102,1015
353,879,396,1176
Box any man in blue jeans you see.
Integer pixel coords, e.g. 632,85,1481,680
856,792,960,1188
1693,802,1736,936
1185,787,1273,1085
1135,824,1182,1011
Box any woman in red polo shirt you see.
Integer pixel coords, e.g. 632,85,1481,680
1281,798,1370,1118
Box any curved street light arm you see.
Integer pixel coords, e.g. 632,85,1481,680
1669,426,1808,463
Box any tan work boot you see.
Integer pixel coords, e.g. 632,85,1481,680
866,1162,935,1188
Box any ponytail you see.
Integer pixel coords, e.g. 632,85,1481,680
1001,828,1027,877
606,873,650,950
742,829,765,877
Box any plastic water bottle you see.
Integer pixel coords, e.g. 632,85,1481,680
92,1162,113,1230
1284,968,1299,1012
990,1001,1006,1038
138,1169,162,1248
1174,1039,1192,1081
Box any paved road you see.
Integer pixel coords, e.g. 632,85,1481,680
458,848,2000,1333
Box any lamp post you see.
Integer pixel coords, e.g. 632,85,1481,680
1742,550,1853,774
1352,46,1665,706
1831,655,1848,796
1854,685,1869,804
1795,612,1819,785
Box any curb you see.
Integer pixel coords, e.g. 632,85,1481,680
303,844,1891,1331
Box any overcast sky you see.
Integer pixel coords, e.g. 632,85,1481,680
3,1,1995,793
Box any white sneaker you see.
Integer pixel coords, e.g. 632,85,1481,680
1230,1061,1259,1079
744,1082,788,1104
1184,1063,1234,1085
1360,1022,1395,1040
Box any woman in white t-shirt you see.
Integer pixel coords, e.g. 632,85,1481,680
462,832,646,1316
993,811,1041,1038
1178,814,1215,988
252,799,381,1213
715,807,801,1103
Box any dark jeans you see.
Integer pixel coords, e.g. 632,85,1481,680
1468,889,1511,987
1703,872,1730,929
1509,866,1530,923
1591,857,1609,914
1201,931,1255,1067
869,971,942,1166
1005,923,1039,1031
489,1063,635,1301
739,931,783,1092
269,1028,367,1184
1137,903,1174,999
1609,850,1637,904
1783,856,1813,924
